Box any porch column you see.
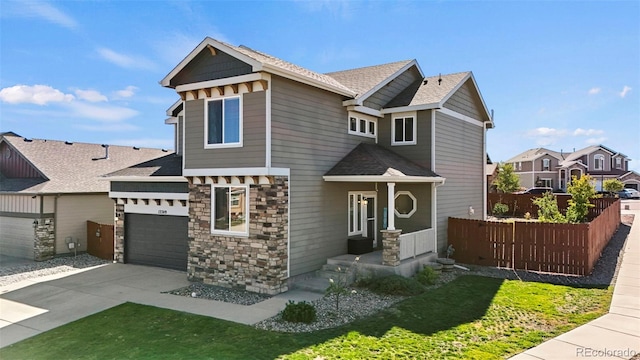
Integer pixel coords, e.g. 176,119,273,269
387,182,395,230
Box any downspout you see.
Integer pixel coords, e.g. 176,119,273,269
54,194,60,255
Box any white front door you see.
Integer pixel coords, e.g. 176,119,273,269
348,192,377,246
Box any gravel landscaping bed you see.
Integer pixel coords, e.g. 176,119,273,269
0,253,110,287
163,283,272,306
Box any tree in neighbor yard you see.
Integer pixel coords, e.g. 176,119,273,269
603,178,624,197
493,162,521,193
566,175,597,223
532,191,567,223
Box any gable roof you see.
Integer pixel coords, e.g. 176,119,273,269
384,71,470,109
506,147,564,163
563,144,627,162
0,134,171,194
323,143,443,183
325,60,419,100
104,153,183,178
160,37,355,97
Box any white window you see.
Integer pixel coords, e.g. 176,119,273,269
541,178,553,188
394,191,416,218
348,193,363,236
616,157,622,169
392,112,417,145
205,96,242,148
542,158,550,171
594,154,605,170
211,185,248,235
348,112,377,138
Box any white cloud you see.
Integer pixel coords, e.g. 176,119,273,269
526,127,568,137
573,128,604,136
588,87,601,95
0,84,74,105
96,47,157,70
113,86,138,99
619,85,632,98
585,137,608,145
151,32,204,66
75,89,108,102
4,1,78,29
68,102,138,122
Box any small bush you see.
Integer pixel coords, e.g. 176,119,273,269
532,192,567,223
281,300,316,323
364,275,425,296
524,212,532,220
493,202,509,216
415,266,439,286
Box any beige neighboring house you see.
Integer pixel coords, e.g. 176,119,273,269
0,133,170,260
506,144,639,191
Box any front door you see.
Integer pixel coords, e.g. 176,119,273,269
363,196,377,247
349,192,377,247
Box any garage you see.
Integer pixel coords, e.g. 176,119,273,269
124,213,188,271
0,216,34,259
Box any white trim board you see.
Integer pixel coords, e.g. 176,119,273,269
124,203,188,217
183,167,290,177
109,192,189,200
105,176,187,183
436,108,485,127
323,175,446,183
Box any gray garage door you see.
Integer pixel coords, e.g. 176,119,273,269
0,216,34,260
124,213,188,271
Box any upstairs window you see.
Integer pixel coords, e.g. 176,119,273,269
206,97,241,148
542,158,550,171
616,157,622,169
392,112,417,145
594,154,605,170
348,112,377,139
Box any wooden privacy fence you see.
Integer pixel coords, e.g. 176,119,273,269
487,193,617,219
87,221,114,261
449,199,620,275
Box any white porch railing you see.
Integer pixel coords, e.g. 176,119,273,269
399,228,435,261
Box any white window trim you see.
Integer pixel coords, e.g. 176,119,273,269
204,95,243,149
391,111,417,146
615,157,622,169
541,178,553,188
542,158,550,171
394,191,417,218
348,192,364,236
211,184,249,237
594,154,605,171
347,111,377,139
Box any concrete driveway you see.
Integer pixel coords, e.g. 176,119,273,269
0,263,319,348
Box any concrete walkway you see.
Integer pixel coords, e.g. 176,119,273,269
0,263,321,348
510,205,640,360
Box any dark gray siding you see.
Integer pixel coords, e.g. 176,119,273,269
377,183,433,232
111,182,188,193
124,213,188,271
378,110,433,169
183,91,266,169
442,79,488,121
177,115,184,156
170,49,252,87
435,111,484,255
270,76,375,276
363,67,422,109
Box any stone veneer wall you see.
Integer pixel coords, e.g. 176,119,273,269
34,217,55,261
188,176,289,294
114,203,125,263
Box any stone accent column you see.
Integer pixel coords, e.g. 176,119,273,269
381,229,402,266
34,217,55,261
187,176,289,295
114,203,125,263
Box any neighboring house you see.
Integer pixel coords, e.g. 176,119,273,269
486,163,498,193
0,133,170,260
111,37,493,294
506,144,638,191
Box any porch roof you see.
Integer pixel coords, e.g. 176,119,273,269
323,143,445,183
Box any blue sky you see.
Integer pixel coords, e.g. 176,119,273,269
1,1,638,170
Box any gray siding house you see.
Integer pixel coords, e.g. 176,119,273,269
141,37,493,294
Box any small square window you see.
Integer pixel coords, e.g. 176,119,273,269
348,113,377,139
206,97,241,147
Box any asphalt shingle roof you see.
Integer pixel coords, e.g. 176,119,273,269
0,135,171,193
325,60,414,97
385,71,470,108
325,143,440,178
105,154,183,177
505,147,564,163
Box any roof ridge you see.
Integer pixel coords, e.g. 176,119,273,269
325,59,414,75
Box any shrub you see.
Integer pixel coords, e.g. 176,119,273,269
281,300,316,323
566,175,596,223
532,191,566,223
524,212,532,220
415,266,439,286
493,202,509,216
364,275,425,296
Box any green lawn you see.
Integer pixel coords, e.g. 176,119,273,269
0,276,611,360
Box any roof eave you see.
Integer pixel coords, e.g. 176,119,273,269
323,175,446,183
380,103,440,114
262,64,356,97
354,59,422,105
104,176,187,182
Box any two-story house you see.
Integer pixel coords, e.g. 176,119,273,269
109,37,493,294
507,145,639,191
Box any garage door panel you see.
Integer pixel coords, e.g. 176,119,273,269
124,213,188,271
0,217,34,259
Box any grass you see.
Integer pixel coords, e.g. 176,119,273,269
0,275,612,360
